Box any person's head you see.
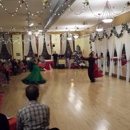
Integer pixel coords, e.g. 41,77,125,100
89,52,94,57
67,50,70,54
32,53,35,58
26,85,39,101
54,51,56,54
24,56,26,60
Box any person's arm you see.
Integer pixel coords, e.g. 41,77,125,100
81,56,89,60
0,114,10,130
17,111,23,130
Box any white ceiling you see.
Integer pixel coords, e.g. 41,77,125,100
0,0,59,32
0,0,130,33
49,0,130,32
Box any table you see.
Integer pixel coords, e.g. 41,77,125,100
8,118,16,130
38,60,54,70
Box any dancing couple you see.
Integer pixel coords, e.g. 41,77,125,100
82,51,103,82
22,54,46,85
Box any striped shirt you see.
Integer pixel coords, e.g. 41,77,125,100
17,100,50,130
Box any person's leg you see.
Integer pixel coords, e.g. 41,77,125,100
54,60,56,68
88,69,95,82
49,128,59,130
5,70,9,81
67,58,70,69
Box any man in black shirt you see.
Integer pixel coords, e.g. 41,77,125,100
52,51,58,68
82,52,97,82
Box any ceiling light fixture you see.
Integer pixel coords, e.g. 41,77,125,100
101,1,114,23
29,23,34,27
74,34,79,39
82,0,89,6
28,31,32,35
67,37,72,40
96,24,103,32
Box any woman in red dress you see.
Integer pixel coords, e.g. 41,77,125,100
91,51,103,78
82,51,103,82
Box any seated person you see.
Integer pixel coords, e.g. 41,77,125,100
39,56,46,70
17,85,59,130
39,56,46,64
3,63,10,82
22,56,27,72
12,59,18,75
0,113,10,130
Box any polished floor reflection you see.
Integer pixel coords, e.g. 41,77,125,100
1,69,130,130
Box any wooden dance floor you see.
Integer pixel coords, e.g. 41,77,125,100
1,69,130,130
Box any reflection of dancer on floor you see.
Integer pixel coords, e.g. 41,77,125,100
22,54,46,85
82,51,103,82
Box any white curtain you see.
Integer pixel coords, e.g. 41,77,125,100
68,33,74,52
115,26,123,78
108,35,115,76
95,39,102,69
0,34,3,53
24,35,30,56
101,37,108,74
124,26,130,81
31,35,37,54
45,33,52,55
38,35,44,56
91,42,96,52
62,32,67,54
4,34,13,56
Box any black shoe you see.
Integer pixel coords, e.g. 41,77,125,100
91,80,95,83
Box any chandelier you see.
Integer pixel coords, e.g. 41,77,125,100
96,14,103,32
96,23,103,32
73,34,79,39
101,1,114,23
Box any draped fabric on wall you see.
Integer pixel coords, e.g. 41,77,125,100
45,33,52,55
62,32,67,54
0,34,3,54
124,25,130,81
38,35,44,56
4,34,12,56
31,35,37,54
95,38,101,69
115,26,123,78
101,37,108,75
91,42,96,52
108,35,115,76
24,35,30,56
68,32,74,52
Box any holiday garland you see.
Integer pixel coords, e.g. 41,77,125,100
89,23,130,50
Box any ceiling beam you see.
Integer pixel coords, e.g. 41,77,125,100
43,0,76,31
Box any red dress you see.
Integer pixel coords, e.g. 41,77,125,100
93,62,103,78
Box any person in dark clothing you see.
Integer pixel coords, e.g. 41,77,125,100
12,59,18,75
65,51,71,69
82,52,97,82
107,49,110,67
52,51,58,68
0,113,10,130
22,56,27,72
